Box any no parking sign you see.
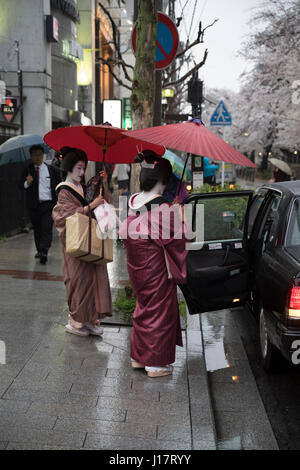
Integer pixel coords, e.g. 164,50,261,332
132,12,179,70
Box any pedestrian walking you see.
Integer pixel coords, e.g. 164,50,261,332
203,156,219,185
52,148,112,337
112,163,130,196
18,144,61,264
119,151,188,377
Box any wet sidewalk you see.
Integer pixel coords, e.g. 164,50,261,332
0,231,216,450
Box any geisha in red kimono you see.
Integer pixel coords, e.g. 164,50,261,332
119,152,188,378
52,148,112,337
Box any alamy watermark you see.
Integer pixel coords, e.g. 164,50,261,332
0,340,6,365
291,340,300,365
95,197,204,251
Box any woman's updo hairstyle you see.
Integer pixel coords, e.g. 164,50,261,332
135,149,172,192
61,148,88,179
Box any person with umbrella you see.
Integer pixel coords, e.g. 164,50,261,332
119,150,189,378
52,148,112,336
18,144,61,264
203,157,219,185
269,158,292,183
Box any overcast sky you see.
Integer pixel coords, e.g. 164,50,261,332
175,0,262,92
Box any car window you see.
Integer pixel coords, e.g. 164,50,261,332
260,194,281,253
286,199,300,247
194,195,250,242
248,191,267,237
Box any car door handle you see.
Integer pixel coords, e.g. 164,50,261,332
220,245,230,266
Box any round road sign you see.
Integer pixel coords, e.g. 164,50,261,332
132,12,179,70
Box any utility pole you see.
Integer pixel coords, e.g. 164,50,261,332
187,71,204,187
15,40,24,134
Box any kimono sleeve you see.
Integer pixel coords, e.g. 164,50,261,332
150,204,189,284
52,189,85,245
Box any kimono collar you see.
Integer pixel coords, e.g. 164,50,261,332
56,181,84,199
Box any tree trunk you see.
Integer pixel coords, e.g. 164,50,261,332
130,0,158,194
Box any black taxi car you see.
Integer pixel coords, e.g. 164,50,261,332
181,181,300,371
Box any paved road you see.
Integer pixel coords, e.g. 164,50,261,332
233,306,300,450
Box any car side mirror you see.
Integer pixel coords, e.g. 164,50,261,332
222,211,235,223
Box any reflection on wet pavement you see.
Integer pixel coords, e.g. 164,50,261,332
201,309,278,450
201,312,229,372
107,240,129,288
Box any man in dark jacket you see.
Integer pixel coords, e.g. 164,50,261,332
18,144,61,264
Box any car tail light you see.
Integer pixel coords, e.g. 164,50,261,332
288,285,300,318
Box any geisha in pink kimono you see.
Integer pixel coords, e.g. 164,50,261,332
52,148,112,337
119,152,188,378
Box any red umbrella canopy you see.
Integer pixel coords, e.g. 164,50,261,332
44,124,165,163
123,119,256,168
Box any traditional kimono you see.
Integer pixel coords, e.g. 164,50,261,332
119,195,188,367
52,183,112,328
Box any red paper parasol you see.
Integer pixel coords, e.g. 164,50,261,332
123,119,256,168
44,124,165,163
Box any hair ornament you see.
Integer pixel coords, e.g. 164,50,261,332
141,161,155,169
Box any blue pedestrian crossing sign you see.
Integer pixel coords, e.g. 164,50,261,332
210,100,232,126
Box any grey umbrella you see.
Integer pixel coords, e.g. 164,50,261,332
269,158,292,176
0,134,49,165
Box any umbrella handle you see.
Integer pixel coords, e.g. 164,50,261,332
176,153,190,199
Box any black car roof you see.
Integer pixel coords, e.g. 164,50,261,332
260,180,300,197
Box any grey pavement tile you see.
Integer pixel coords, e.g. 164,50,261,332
70,382,132,396
28,355,84,367
5,442,80,450
84,433,191,450
188,376,211,407
211,382,264,411
0,426,86,448
95,396,190,414
0,365,24,378
27,402,126,422
54,417,157,439
9,378,73,393
126,409,191,426
189,405,215,429
131,380,187,394
60,343,114,356
2,388,98,406
186,355,206,376
0,399,31,413
193,439,216,450
14,369,50,382
47,373,128,388
45,370,108,385
0,442,8,449
159,390,189,403
16,364,51,377
81,357,131,369
157,425,191,444
46,365,108,378
214,410,278,450
0,410,56,430
192,426,216,443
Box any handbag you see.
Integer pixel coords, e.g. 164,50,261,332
66,206,113,264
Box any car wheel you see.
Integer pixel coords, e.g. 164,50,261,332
259,307,279,372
